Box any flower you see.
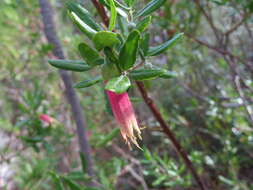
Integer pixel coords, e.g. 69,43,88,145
39,114,55,125
106,90,142,148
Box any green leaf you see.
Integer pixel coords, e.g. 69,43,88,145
129,68,166,81
93,31,120,51
20,136,43,143
114,0,131,10
135,0,166,17
105,75,131,93
67,171,85,180
119,30,140,70
124,0,135,7
79,152,87,173
49,171,64,190
66,2,102,31
160,71,178,78
48,59,91,72
78,43,102,66
108,0,117,31
152,175,167,186
218,176,235,186
116,7,128,18
61,176,83,190
74,76,102,88
69,12,97,39
101,60,120,80
140,33,150,56
147,33,183,56
136,16,152,32
96,128,120,147
104,47,119,65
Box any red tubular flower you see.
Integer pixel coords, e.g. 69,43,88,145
39,114,55,125
106,90,142,148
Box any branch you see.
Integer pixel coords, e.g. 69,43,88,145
39,0,95,179
224,12,250,36
186,33,253,73
91,0,109,26
136,82,207,190
193,0,220,41
234,76,253,125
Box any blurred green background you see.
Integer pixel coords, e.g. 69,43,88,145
0,0,253,189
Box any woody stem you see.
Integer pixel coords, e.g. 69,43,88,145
91,1,206,190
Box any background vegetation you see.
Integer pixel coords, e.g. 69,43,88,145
0,0,253,189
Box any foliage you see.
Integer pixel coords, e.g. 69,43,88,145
0,0,253,189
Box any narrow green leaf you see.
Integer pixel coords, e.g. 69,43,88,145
67,171,85,180
20,136,43,143
218,176,235,186
93,31,120,51
114,0,131,10
104,47,119,65
69,12,97,39
135,0,166,17
160,71,178,78
48,59,91,72
61,177,83,190
49,171,64,190
136,16,152,32
116,7,128,18
99,0,110,8
152,175,167,186
147,33,184,56
118,16,128,36
140,33,150,56
66,2,102,31
129,68,166,81
119,30,141,70
79,152,87,173
124,0,135,7
96,128,120,147
74,76,102,88
102,0,131,10
108,0,117,31
78,43,102,66
101,60,120,80
105,75,131,93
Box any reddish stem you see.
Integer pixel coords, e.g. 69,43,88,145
136,82,207,190
91,0,109,26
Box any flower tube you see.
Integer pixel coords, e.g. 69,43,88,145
106,90,142,148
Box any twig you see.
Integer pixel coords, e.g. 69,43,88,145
234,76,253,125
136,82,207,190
224,12,250,36
193,0,220,41
113,145,148,190
186,33,253,74
91,0,109,26
185,33,244,62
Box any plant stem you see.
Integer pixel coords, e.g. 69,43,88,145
91,1,207,189
91,0,109,26
136,82,207,190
